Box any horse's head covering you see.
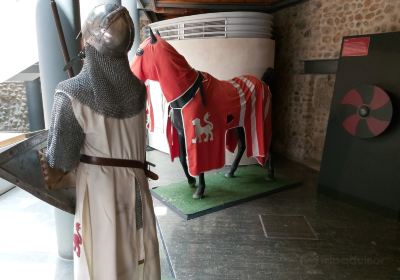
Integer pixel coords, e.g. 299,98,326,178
131,30,198,102
82,4,134,57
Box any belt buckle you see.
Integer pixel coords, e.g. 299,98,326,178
146,161,156,169
144,161,158,180
145,161,155,174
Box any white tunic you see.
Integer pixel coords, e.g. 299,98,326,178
70,97,160,280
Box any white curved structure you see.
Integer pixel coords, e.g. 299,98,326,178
149,11,273,40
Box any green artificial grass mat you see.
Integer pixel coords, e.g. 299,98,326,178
151,165,299,220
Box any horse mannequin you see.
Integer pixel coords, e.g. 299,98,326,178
131,29,273,199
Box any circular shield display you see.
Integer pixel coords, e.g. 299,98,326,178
338,85,392,138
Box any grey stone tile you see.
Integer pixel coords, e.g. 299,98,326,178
0,150,399,280
151,152,400,280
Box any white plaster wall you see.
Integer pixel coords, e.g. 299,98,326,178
170,38,275,80
0,0,38,82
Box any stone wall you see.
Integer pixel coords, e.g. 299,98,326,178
274,0,400,168
0,82,29,132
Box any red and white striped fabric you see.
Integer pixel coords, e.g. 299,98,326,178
165,72,272,176
226,75,272,165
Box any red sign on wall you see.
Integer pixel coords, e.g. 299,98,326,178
341,37,371,57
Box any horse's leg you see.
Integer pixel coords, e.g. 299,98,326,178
262,67,275,181
193,173,205,199
266,152,275,181
172,109,196,187
225,127,246,178
177,132,196,187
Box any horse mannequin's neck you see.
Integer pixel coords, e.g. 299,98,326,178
134,37,198,103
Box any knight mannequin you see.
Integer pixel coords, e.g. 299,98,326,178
45,4,161,279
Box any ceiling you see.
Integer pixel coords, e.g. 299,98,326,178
138,0,305,21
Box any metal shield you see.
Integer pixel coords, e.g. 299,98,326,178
0,130,76,214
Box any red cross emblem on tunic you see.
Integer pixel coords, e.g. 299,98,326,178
73,222,82,257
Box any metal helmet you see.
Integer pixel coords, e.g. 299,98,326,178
82,4,134,57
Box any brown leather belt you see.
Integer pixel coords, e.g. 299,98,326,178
80,154,158,180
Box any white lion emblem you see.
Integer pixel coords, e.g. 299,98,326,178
192,112,214,144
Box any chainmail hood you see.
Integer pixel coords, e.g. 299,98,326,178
57,44,146,118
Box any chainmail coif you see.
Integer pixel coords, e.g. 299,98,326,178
58,45,146,118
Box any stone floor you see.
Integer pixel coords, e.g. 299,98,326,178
0,149,399,280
